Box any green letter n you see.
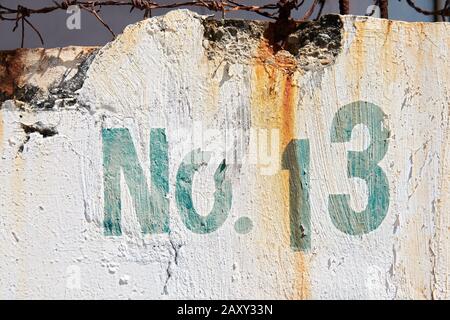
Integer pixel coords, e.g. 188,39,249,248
102,128,169,236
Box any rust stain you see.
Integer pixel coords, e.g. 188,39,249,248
346,21,366,101
348,19,402,102
281,75,295,148
403,216,432,299
0,47,98,102
0,49,26,98
347,19,445,300
251,36,310,299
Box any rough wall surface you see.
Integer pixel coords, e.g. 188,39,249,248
0,10,449,299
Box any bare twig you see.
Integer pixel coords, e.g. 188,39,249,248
380,0,388,19
315,0,326,20
24,18,44,46
302,0,319,20
405,0,450,16
0,1,301,47
81,3,116,38
1,1,449,48
339,0,349,15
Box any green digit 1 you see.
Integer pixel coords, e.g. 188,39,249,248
282,139,311,251
329,101,390,235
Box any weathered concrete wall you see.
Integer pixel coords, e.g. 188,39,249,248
0,10,449,299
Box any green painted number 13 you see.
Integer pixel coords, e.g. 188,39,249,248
282,101,390,251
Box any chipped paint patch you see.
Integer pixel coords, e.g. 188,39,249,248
0,47,98,108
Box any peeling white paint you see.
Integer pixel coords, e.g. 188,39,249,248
0,10,449,299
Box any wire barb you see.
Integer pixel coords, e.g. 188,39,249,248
0,1,448,48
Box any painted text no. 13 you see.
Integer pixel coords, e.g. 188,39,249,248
102,101,390,251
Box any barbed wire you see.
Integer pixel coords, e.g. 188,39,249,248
406,0,450,21
0,1,448,48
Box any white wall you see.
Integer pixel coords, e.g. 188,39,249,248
0,10,449,299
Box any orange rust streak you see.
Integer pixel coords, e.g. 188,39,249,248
0,50,26,97
281,76,295,148
252,39,310,299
